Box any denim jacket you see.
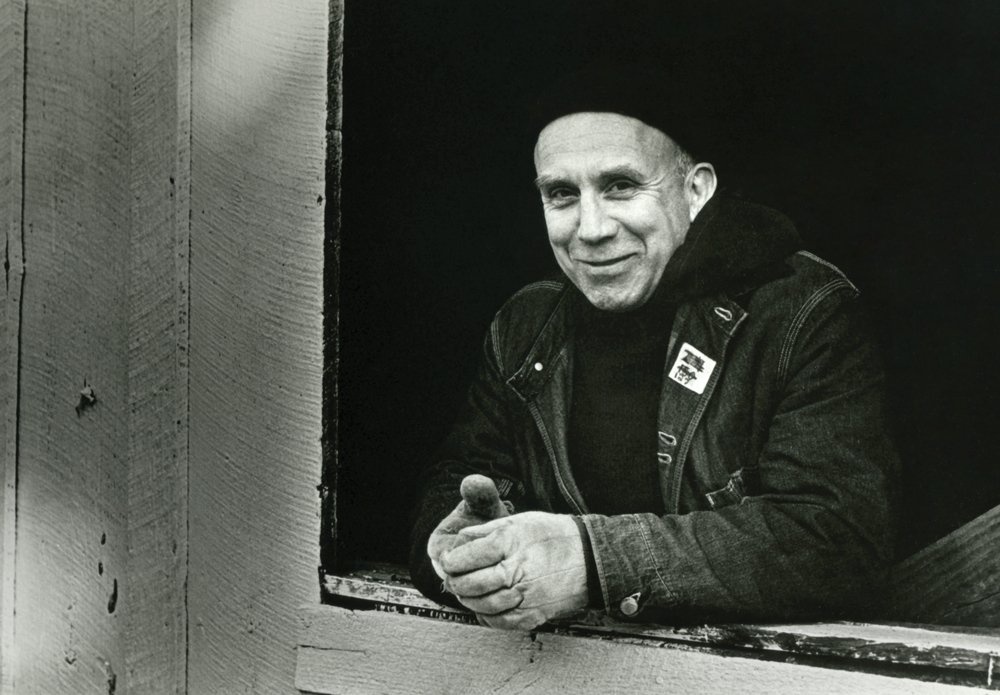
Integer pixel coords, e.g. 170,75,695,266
411,195,898,623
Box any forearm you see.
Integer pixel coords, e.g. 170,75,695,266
583,494,891,623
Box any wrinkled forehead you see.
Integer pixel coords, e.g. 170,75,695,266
533,112,674,173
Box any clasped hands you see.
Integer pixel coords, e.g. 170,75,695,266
427,475,588,630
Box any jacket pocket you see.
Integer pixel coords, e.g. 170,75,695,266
705,467,758,509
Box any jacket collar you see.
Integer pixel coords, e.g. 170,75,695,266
507,194,802,401
664,192,802,302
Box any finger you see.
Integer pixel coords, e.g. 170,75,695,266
426,531,458,562
440,535,506,575
435,500,476,533
455,515,511,540
430,555,446,581
445,559,519,597
460,474,510,519
456,588,523,616
478,608,546,631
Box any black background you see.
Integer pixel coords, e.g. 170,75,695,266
335,0,1000,567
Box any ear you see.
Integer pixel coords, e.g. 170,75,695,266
685,162,717,222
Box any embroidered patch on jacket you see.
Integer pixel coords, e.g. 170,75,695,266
668,343,717,395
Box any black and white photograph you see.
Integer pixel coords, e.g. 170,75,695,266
1,0,999,692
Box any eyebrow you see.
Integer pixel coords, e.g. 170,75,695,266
533,165,648,191
533,174,565,191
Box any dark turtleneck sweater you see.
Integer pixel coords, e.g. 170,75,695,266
568,281,675,517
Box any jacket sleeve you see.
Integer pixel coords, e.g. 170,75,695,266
409,322,526,607
582,289,900,622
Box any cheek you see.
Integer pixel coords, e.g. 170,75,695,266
544,213,575,248
640,209,687,254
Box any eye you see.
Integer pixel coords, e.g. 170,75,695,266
606,179,637,194
544,187,578,207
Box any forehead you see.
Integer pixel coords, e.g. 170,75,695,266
533,112,673,175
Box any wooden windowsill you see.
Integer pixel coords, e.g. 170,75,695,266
316,566,1000,690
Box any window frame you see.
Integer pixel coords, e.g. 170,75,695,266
319,2,1000,688
318,567,1000,689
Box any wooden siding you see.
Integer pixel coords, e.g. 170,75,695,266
0,0,330,692
187,1,328,692
126,0,191,691
0,0,25,690
14,1,132,692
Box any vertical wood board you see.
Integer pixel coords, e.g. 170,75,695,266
0,0,25,691
14,0,131,692
126,0,191,692
188,1,328,692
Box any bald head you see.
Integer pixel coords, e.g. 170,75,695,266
533,112,716,311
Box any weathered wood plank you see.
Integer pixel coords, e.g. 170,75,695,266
324,572,1000,680
125,0,191,692
890,504,1000,627
187,1,329,693
15,0,131,692
0,0,25,691
325,571,469,617
296,605,988,695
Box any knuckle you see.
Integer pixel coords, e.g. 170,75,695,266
512,610,544,630
498,558,517,588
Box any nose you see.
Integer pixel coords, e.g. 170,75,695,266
577,192,616,244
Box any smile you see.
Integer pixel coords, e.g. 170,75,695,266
579,254,636,268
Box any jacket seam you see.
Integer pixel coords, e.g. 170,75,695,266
508,279,565,299
795,251,860,293
527,401,584,515
777,278,854,384
489,318,505,375
633,515,680,604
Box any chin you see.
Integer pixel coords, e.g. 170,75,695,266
581,287,647,313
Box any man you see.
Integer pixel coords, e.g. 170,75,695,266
409,87,898,630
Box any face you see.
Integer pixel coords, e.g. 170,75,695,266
534,112,693,312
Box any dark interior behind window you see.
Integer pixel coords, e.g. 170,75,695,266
328,0,1000,573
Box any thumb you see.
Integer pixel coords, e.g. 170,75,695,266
460,474,511,520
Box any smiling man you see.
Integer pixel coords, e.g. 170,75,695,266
410,84,898,630
535,112,714,312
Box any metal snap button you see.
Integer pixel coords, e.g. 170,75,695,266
533,362,543,372
620,594,640,616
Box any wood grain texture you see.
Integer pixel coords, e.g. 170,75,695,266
15,0,131,692
890,504,1000,627
126,0,191,692
188,1,329,692
296,606,988,695
324,572,1000,680
0,0,25,691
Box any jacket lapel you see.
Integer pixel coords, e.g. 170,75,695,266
656,295,748,513
505,289,588,514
